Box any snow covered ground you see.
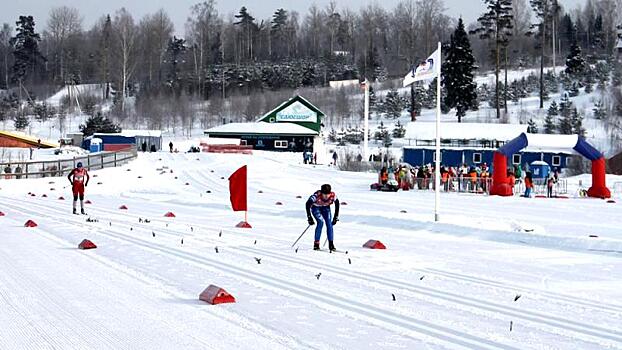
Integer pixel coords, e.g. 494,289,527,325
1,150,621,349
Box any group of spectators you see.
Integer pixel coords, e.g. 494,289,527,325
376,163,493,193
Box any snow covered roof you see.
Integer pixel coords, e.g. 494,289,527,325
94,130,162,138
205,122,319,136
118,130,162,138
405,122,528,141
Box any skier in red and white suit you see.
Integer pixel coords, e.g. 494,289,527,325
67,162,90,214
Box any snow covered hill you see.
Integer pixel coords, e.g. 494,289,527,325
0,150,621,349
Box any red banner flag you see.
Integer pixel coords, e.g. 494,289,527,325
228,165,247,211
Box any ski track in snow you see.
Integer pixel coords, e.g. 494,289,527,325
1,151,621,349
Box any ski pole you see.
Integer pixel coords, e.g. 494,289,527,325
291,225,311,248
322,237,328,248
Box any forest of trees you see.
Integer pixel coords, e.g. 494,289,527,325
0,0,621,135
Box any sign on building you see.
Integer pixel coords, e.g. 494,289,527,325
275,101,317,123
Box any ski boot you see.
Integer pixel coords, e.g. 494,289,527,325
328,241,336,252
313,241,320,250
73,208,77,215
81,208,86,215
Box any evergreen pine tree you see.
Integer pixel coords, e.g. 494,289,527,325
392,120,406,138
471,0,513,119
565,41,586,78
527,118,538,133
166,36,187,96
10,16,45,86
79,114,122,136
425,78,438,109
443,18,477,123
383,89,404,119
612,62,622,87
544,101,558,134
383,128,393,147
584,72,594,93
593,100,606,120
571,107,585,136
558,95,574,134
13,114,29,130
408,84,425,121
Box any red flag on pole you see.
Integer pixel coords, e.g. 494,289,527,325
228,165,247,211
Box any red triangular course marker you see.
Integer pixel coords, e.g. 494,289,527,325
85,200,92,204
199,285,236,305
78,239,97,250
119,205,128,210
58,196,65,200
607,199,616,203
236,221,252,228
275,201,283,205
41,194,48,198
0,211,5,216
363,239,386,249
341,201,348,205
24,220,38,228
164,212,176,218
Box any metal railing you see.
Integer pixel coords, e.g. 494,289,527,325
1,148,138,180
387,176,568,196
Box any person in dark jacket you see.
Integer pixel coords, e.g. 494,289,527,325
305,184,340,251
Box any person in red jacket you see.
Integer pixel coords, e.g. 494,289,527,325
67,162,90,214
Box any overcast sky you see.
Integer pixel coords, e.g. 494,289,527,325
1,0,586,35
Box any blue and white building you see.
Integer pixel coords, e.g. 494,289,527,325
402,122,575,170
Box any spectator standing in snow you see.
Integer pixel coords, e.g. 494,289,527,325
524,172,533,198
305,184,340,251
141,141,147,152
169,141,174,153
547,175,554,198
332,151,338,165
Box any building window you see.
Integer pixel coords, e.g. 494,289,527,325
512,154,521,165
473,153,482,164
275,140,288,148
552,155,561,166
240,140,247,146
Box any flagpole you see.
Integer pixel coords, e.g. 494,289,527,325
434,41,441,222
363,79,370,162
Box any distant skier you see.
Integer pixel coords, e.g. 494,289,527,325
169,141,174,153
332,151,338,165
305,184,340,251
67,162,90,214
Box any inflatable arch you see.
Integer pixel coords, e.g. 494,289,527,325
490,133,611,198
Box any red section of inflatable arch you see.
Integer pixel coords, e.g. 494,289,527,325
587,157,611,199
490,152,513,196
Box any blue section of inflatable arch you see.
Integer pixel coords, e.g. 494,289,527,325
498,133,528,157
573,137,602,161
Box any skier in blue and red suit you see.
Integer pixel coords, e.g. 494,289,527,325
305,184,340,251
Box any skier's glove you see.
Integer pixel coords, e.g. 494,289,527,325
85,182,88,187
307,216,315,225
332,217,339,225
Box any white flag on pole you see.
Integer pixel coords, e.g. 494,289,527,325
402,48,441,87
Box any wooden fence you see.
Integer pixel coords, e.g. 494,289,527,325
1,148,138,180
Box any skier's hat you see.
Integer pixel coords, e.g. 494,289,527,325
320,184,331,194
77,162,83,168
